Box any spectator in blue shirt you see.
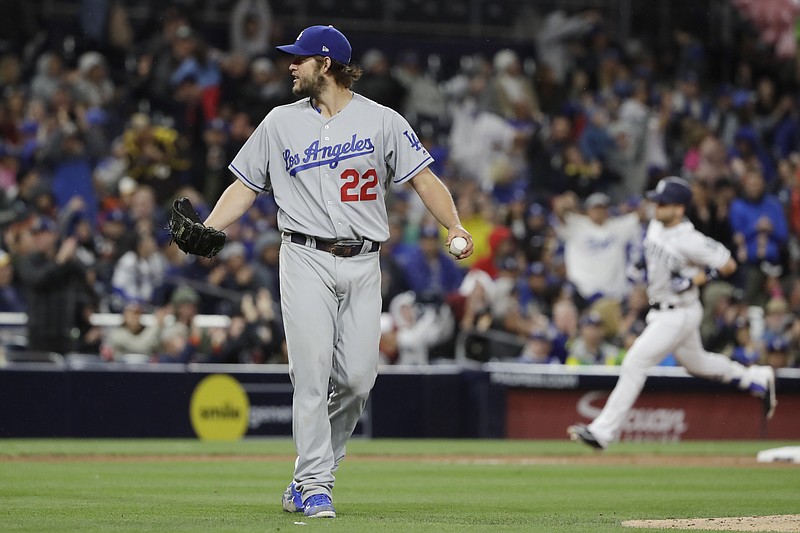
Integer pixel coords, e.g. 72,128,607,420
729,167,789,305
396,224,465,305
729,126,776,183
169,25,222,126
517,261,562,318
578,106,616,165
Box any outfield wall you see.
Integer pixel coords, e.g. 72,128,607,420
0,363,797,441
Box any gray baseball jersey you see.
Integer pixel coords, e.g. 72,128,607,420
229,93,433,501
643,218,731,305
229,93,433,242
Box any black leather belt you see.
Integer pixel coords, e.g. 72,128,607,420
648,301,681,311
287,232,380,257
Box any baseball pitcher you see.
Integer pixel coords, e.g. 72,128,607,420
170,25,472,517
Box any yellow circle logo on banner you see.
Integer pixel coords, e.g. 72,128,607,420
189,374,250,441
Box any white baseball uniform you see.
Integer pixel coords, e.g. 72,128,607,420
586,217,772,446
229,93,433,498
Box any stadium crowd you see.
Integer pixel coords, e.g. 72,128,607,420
0,2,799,369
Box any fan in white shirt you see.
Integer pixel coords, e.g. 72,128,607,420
552,191,643,305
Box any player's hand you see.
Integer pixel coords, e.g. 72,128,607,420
756,216,773,233
625,258,647,284
55,236,78,265
670,271,693,293
446,225,473,260
704,267,720,282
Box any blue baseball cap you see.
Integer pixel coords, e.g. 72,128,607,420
647,176,692,206
499,255,519,271
529,329,553,342
30,215,58,233
276,25,352,64
100,208,129,226
767,336,789,352
527,202,546,217
580,311,603,327
525,261,546,276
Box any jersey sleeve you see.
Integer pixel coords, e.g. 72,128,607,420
678,229,731,270
385,111,434,185
619,212,642,242
553,212,581,239
228,117,271,192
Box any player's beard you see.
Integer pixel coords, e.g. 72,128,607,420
655,205,682,226
293,67,327,99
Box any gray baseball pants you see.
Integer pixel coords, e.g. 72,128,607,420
279,240,381,499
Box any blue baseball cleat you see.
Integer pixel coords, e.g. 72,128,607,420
281,482,303,513
740,365,778,419
303,493,336,518
754,366,778,419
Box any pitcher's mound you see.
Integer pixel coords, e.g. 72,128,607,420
623,514,800,532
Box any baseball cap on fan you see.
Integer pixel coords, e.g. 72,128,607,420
276,25,352,64
646,176,692,206
30,216,58,233
584,192,611,209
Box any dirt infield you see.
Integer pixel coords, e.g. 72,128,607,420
0,453,777,466
2,453,797,468
623,514,800,531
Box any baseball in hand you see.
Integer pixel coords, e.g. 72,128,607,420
449,236,468,256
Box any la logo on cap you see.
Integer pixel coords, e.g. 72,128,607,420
277,25,352,64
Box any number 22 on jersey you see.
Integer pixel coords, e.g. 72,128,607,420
340,168,378,202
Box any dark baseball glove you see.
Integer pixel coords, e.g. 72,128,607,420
169,197,226,258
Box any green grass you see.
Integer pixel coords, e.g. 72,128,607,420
0,439,798,532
